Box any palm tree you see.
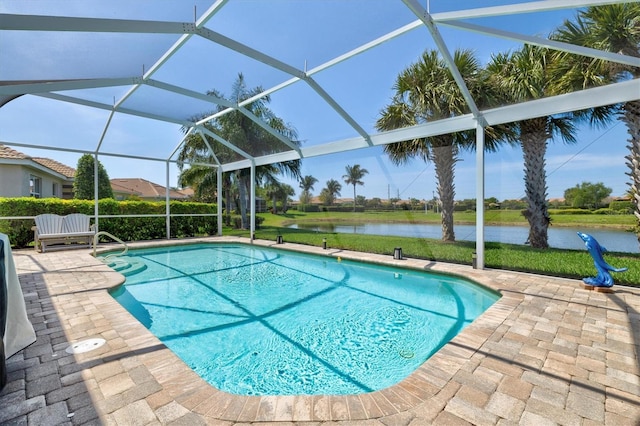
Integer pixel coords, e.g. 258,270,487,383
550,3,640,235
264,182,294,213
279,183,295,212
177,126,235,226
178,73,300,228
487,45,579,248
265,182,281,213
342,164,369,212
299,175,318,205
320,179,342,206
376,49,500,242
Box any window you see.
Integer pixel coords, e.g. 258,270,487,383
30,175,41,198
52,182,59,197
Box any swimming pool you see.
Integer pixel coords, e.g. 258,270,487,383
107,243,499,396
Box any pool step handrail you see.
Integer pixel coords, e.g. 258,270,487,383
92,231,128,261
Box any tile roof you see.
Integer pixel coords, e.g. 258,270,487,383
110,178,190,199
32,157,76,178
110,180,142,196
0,144,29,159
0,144,76,178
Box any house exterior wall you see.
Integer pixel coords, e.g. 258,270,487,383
0,164,27,197
0,164,71,198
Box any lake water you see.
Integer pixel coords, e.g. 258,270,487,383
289,223,639,253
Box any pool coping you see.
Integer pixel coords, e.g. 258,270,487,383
4,235,639,424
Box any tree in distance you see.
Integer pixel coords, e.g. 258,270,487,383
564,182,612,210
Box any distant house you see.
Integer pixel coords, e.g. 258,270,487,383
0,144,75,199
110,178,192,201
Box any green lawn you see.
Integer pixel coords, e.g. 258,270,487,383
225,210,640,287
265,209,637,229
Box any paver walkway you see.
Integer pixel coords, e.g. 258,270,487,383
1,237,638,425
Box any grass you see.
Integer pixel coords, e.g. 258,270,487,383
225,211,640,287
270,209,637,229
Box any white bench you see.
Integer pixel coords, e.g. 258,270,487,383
33,213,96,253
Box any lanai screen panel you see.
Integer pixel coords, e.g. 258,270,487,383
0,0,637,171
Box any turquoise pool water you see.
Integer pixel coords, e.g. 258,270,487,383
107,243,499,396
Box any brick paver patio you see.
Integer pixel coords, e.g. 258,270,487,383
1,237,638,425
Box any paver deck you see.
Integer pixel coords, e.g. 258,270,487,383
1,236,638,425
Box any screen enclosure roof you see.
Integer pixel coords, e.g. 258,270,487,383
1,0,638,173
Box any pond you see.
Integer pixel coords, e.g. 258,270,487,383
288,223,639,253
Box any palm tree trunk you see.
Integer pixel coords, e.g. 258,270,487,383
521,119,550,249
432,144,456,242
237,174,249,229
223,174,232,226
623,100,640,233
353,185,356,213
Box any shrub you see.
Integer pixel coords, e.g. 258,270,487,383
231,215,264,229
297,204,321,212
548,208,591,215
592,208,615,215
609,200,633,213
323,206,365,213
0,198,219,248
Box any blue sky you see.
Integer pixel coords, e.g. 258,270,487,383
0,1,633,201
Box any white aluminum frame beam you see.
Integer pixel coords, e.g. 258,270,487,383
475,124,485,269
441,20,640,68
0,77,142,96
0,13,194,33
195,26,371,147
111,1,227,135
402,0,482,120
145,79,301,154
220,78,639,172
431,0,635,22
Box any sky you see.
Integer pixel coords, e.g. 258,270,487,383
0,0,634,202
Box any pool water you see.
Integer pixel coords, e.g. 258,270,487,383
107,243,499,396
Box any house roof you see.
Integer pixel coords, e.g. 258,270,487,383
110,180,142,196
110,178,190,199
0,144,76,178
0,144,28,160
31,158,76,178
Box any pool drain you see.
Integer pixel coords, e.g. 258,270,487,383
65,338,106,354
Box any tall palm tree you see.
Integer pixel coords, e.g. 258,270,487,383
265,182,295,213
299,175,318,205
178,73,300,228
342,164,369,212
487,45,579,248
376,49,500,242
265,182,281,213
177,125,237,225
222,75,301,228
320,179,342,206
550,3,640,234
279,183,295,212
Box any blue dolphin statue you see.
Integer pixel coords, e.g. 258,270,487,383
577,232,628,287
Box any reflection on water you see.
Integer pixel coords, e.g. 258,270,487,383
290,223,639,253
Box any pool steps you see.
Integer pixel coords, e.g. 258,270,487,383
106,256,147,276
